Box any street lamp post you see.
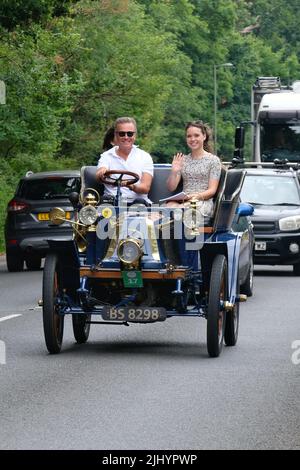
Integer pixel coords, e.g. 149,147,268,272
213,63,233,154
0,80,6,105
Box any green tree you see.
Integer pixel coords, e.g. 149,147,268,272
247,0,300,58
1,0,300,251
0,0,77,30
0,19,85,160
60,0,199,162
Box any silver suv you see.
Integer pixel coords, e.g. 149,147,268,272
5,170,80,271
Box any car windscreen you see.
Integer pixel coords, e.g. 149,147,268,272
17,177,80,200
261,122,300,162
240,174,300,205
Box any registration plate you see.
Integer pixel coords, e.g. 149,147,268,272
102,306,166,323
255,241,267,251
38,211,71,221
122,270,143,288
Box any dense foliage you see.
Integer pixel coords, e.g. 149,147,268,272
1,0,300,250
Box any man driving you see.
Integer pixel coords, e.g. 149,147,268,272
96,117,153,205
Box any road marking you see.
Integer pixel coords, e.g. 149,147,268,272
0,314,22,322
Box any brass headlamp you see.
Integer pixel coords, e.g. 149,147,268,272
79,187,100,206
117,238,143,266
78,187,100,232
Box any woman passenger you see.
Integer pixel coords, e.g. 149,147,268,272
166,121,221,216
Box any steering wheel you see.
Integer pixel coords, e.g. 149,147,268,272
101,170,139,187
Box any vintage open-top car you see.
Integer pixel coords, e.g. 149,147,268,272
42,164,253,357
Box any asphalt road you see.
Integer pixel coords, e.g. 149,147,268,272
0,255,299,450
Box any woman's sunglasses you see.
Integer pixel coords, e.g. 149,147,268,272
116,131,135,137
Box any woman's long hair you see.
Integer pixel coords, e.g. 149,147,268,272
102,126,115,151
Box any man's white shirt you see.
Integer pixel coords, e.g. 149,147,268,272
97,145,153,203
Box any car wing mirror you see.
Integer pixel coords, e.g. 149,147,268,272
236,202,254,217
233,126,245,163
235,126,245,149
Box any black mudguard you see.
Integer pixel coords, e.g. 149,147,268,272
47,239,80,295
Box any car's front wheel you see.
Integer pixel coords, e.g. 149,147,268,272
6,250,24,272
43,253,64,354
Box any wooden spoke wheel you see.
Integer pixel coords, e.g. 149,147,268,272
43,253,64,354
207,255,227,358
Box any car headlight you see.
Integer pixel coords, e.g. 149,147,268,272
79,205,98,225
117,239,143,265
279,215,300,231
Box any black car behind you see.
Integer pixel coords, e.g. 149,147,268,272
5,170,80,271
240,167,300,275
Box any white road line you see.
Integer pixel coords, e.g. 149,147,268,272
0,314,22,322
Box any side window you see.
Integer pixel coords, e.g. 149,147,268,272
17,177,81,200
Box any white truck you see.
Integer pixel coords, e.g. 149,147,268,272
235,76,300,163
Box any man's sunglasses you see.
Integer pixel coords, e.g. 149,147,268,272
116,131,135,137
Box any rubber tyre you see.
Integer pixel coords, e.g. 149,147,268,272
72,314,91,344
25,255,41,271
224,281,240,347
6,251,24,272
240,256,254,297
43,253,64,354
293,263,300,276
207,255,227,358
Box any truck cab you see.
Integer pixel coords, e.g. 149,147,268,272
236,77,300,163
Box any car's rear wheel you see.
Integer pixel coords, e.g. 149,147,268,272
43,253,64,354
72,314,91,344
207,255,227,358
240,256,254,297
224,280,240,347
6,250,24,272
25,254,41,271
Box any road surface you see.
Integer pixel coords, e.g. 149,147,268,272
0,256,299,450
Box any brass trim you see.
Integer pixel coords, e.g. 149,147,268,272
224,301,234,312
146,217,160,261
103,213,161,261
103,215,123,260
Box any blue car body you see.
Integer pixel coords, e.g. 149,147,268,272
42,164,253,357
